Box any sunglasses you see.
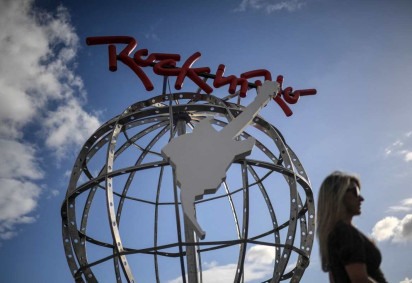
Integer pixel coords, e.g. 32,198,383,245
346,186,361,197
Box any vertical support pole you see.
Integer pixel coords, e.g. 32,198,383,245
176,119,199,283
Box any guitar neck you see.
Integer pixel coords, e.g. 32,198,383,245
221,83,276,138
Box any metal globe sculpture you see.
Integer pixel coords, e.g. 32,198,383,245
62,36,316,283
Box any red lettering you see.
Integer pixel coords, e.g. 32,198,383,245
176,52,212,93
86,36,154,91
133,49,180,67
108,45,117,71
274,95,293,117
87,35,316,117
282,87,298,104
240,69,273,98
153,59,178,75
241,69,272,85
154,52,212,93
272,75,292,116
293,89,317,98
213,65,248,97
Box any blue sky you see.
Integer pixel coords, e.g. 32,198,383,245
1,0,412,282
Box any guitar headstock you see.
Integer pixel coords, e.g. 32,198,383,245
257,80,280,99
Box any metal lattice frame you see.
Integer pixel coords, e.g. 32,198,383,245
61,91,315,283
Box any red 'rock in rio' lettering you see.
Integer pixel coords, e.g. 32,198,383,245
153,52,213,94
213,64,249,97
86,36,317,117
86,36,155,91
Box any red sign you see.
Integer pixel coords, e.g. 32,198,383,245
86,36,316,116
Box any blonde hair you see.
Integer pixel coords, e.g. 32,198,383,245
316,171,360,272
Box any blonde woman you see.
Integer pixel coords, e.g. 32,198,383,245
317,171,387,283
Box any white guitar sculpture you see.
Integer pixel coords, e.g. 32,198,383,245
161,81,279,239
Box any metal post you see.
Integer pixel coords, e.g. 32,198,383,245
176,118,199,283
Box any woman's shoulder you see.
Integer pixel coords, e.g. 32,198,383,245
328,221,367,264
332,220,353,231
329,221,362,242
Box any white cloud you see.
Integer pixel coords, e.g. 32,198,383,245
402,199,412,206
0,139,44,180
144,20,162,41
245,244,276,265
388,206,412,213
0,0,100,240
400,277,412,283
388,198,412,213
168,245,277,283
234,0,308,13
372,214,412,243
404,152,412,162
384,131,412,163
43,98,100,159
0,178,41,239
371,216,400,241
46,189,60,200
